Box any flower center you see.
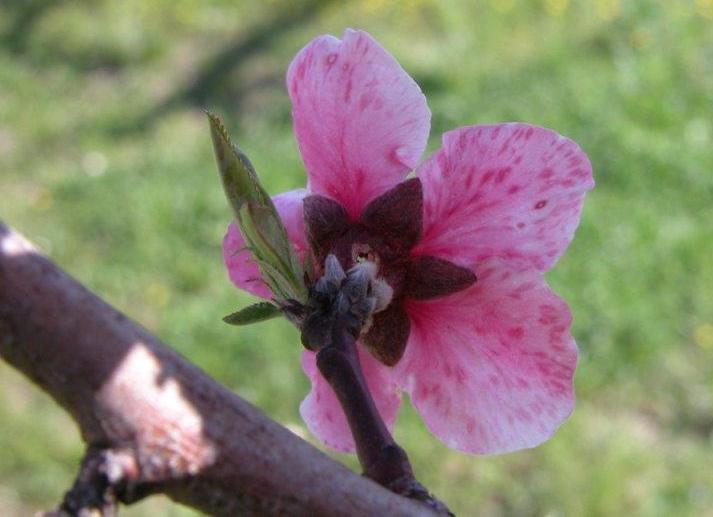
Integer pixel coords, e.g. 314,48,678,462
352,243,379,265
302,178,476,366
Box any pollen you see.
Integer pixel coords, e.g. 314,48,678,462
352,243,379,265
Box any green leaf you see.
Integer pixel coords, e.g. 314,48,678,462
223,302,282,325
207,111,269,211
207,112,308,306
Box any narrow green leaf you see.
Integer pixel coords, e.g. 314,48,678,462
207,111,269,212
223,302,282,325
207,112,308,305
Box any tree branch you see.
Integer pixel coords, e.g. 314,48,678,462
0,222,437,516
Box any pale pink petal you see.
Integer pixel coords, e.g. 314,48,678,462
287,29,431,219
222,189,308,298
414,124,594,272
395,258,577,454
300,346,401,452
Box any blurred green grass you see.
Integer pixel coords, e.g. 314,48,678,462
1,0,712,515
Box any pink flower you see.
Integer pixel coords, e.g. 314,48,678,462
223,29,594,455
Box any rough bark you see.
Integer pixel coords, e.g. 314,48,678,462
0,222,436,516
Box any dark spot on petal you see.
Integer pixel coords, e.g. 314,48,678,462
359,93,372,111
479,170,495,186
516,408,533,422
507,185,521,195
344,78,353,102
465,167,476,189
508,326,525,340
495,167,511,184
466,418,476,435
537,362,552,375
454,367,466,385
535,200,548,210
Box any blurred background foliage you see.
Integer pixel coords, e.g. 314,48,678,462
1,0,712,515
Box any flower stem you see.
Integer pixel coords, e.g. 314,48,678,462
315,317,453,515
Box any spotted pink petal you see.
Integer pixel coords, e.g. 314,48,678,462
287,29,431,219
300,346,401,452
395,258,577,454
414,124,594,272
222,189,308,298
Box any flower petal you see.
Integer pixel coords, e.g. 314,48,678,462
415,124,594,272
223,189,308,298
287,29,431,219
395,258,577,454
300,346,401,452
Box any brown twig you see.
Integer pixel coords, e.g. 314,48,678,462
0,222,437,517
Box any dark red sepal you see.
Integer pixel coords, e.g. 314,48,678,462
360,178,423,256
404,255,476,300
362,302,411,367
303,194,350,259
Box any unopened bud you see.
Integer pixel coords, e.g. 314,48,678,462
324,254,346,287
